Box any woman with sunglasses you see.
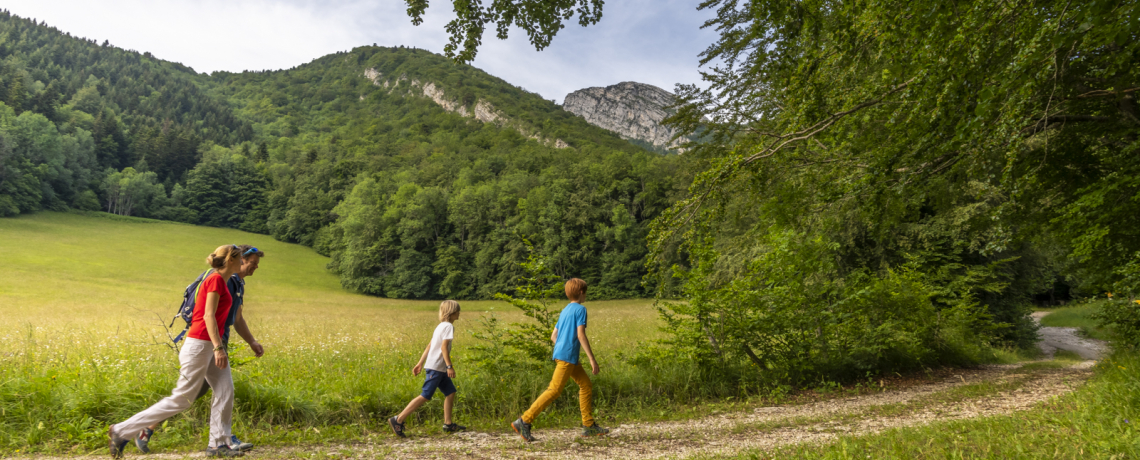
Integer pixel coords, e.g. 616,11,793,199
108,245,246,458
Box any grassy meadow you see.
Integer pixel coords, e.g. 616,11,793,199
0,212,693,454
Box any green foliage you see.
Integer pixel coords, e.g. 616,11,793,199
404,0,604,63
1094,299,1140,350
0,102,97,214
1092,258,1140,349
100,167,163,216
209,45,686,299
183,146,269,232
0,11,249,146
0,13,684,300
0,10,249,220
660,228,1000,385
488,242,562,362
648,0,1137,382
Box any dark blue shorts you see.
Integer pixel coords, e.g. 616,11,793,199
421,369,456,400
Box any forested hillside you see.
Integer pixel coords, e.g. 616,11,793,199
207,46,686,298
0,12,686,299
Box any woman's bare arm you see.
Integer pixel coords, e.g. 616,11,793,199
203,291,229,369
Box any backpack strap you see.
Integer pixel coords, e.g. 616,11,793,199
191,269,212,305
171,269,214,344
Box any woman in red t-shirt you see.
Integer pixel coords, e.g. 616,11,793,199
108,245,246,458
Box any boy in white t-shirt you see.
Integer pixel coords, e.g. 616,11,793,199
389,300,465,437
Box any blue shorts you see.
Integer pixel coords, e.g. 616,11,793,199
420,369,456,400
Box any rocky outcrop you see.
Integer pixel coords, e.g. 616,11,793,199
362,68,568,149
562,82,684,151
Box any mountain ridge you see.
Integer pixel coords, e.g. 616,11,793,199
0,15,687,300
563,81,686,152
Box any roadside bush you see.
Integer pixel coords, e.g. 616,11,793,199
1094,253,1140,350
658,229,1007,387
1095,300,1140,351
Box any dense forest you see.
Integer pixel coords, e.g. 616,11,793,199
642,0,1140,382
0,11,686,299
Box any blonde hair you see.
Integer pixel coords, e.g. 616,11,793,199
439,300,461,322
206,244,243,269
565,278,587,300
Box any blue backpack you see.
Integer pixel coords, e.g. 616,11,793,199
170,269,213,343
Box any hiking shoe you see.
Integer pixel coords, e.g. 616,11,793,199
511,417,535,442
388,416,406,438
442,423,467,433
108,426,129,459
581,423,610,436
205,445,244,457
230,435,254,452
135,427,154,454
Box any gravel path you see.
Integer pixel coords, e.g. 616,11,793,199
31,363,1094,460
1032,311,1109,360
22,314,1102,460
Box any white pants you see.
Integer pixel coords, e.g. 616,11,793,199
113,338,234,448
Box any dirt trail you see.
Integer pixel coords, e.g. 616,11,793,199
1032,311,1108,360
28,315,1102,460
65,363,1090,460
345,364,1091,460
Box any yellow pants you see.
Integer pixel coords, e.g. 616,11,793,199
522,360,594,426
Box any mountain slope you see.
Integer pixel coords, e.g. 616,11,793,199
204,46,688,299
210,46,641,155
0,10,249,179
0,12,688,300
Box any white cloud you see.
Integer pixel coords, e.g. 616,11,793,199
8,0,717,100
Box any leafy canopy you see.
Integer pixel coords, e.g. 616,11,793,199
639,0,1140,382
404,0,604,63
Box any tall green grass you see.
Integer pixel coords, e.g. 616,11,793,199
0,212,736,454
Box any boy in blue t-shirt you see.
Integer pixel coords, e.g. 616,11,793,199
511,278,609,441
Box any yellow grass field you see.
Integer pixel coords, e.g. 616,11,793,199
0,211,660,353
0,212,676,453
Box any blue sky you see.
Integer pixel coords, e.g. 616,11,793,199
6,0,719,102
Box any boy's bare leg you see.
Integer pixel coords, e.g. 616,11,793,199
443,393,456,425
396,396,428,423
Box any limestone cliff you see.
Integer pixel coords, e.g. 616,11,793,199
363,68,569,149
562,82,683,151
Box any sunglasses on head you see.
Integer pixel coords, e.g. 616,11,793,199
230,245,259,256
